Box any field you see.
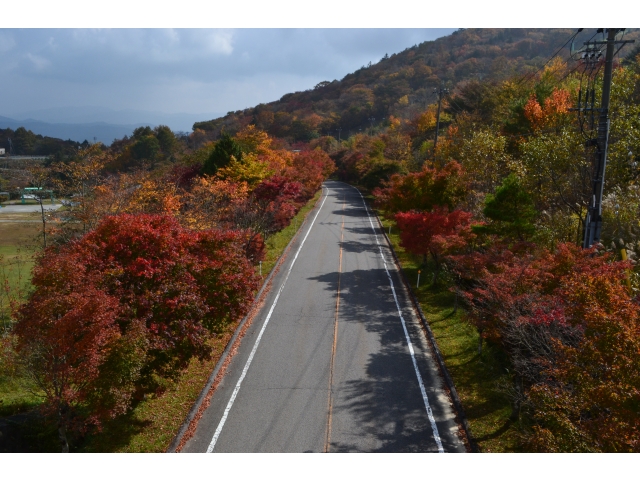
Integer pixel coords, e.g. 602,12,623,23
0,221,42,422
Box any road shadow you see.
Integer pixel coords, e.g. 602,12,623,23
307,267,459,452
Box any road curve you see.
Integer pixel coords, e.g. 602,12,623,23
181,181,465,453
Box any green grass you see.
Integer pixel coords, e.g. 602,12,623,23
0,223,42,425
0,373,42,418
377,212,523,452
0,224,38,325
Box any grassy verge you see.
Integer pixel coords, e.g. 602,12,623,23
80,190,324,452
0,223,38,323
377,212,523,452
0,223,41,420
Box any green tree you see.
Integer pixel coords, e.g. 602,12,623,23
13,126,37,154
154,125,178,155
203,133,243,176
130,135,161,163
475,173,537,241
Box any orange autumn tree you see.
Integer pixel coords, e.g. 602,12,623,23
524,88,571,131
184,177,250,230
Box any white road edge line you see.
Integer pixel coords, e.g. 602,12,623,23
354,187,445,453
206,187,329,453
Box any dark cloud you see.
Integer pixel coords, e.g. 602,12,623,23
0,28,456,124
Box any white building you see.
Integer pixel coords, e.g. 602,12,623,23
0,148,5,155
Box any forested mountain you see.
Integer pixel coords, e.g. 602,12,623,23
192,28,640,142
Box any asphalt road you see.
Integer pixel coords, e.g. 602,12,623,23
181,181,465,453
0,204,62,213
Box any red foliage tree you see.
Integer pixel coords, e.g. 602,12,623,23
13,251,134,451
395,207,473,283
284,149,336,200
252,175,303,231
373,160,468,214
13,214,260,449
527,252,640,452
72,214,259,377
450,242,640,433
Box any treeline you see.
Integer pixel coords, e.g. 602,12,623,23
1,127,83,158
355,51,640,451
1,126,334,450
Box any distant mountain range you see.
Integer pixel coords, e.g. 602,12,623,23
0,107,224,145
0,115,146,145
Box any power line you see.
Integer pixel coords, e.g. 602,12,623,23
516,29,584,86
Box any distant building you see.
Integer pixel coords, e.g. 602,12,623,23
0,148,5,155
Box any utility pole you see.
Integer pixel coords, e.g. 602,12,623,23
582,29,635,248
433,84,448,155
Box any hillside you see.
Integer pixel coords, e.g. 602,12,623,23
192,28,640,142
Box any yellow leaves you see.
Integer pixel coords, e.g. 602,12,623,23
303,113,324,129
234,125,272,155
259,149,293,176
124,179,182,216
192,177,249,203
398,95,409,106
542,57,567,79
417,108,437,133
216,153,274,188
387,115,402,133
184,177,248,230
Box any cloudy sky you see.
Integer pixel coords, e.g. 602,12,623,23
0,29,456,130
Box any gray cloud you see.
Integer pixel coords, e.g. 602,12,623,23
0,28,455,126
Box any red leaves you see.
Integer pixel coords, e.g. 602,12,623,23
525,246,640,452
284,149,336,200
373,160,468,214
449,241,640,451
13,213,260,434
253,175,302,204
394,207,473,258
251,175,304,231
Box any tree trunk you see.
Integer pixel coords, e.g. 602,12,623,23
510,374,523,421
39,199,47,249
431,251,441,286
477,334,483,355
453,291,459,314
58,410,69,453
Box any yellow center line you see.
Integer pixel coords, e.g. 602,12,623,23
324,197,344,453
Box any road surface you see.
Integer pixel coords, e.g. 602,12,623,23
181,181,465,453
0,204,62,213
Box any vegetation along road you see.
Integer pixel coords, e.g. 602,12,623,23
181,181,464,453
